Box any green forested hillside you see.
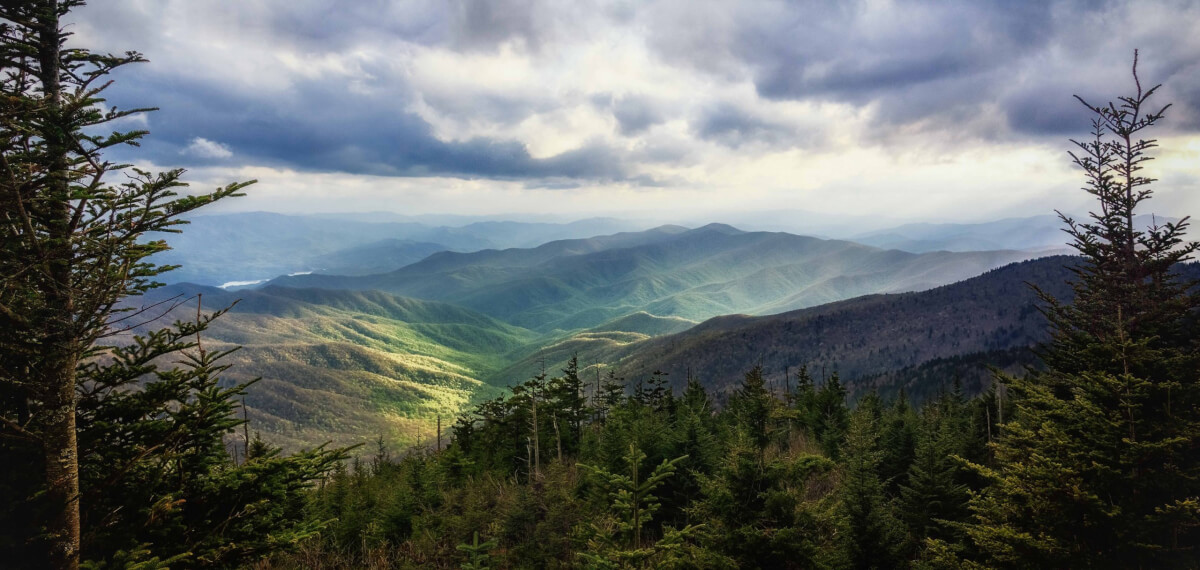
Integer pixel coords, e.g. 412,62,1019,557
611,258,1200,400
607,256,1077,395
587,311,697,336
123,285,538,451
488,256,1066,394
274,224,1044,333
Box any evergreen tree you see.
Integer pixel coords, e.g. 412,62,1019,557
2,307,348,568
457,532,498,570
959,53,1200,568
663,376,720,526
690,435,838,568
0,3,252,568
814,372,850,459
787,365,820,439
838,406,905,570
548,354,588,456
680,373,715,419
645,369,672,413
578,443,698,568
596,368,627,423
726,365,775,460
898,409,968,551
879,388,918,492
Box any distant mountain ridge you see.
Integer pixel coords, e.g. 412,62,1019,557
849,214,1176,253
151,211,1175,287
272,223,1047,333
149,212,653,286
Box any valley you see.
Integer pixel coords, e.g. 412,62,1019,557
132,220,1128,454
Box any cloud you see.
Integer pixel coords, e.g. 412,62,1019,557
182,137,233,159
65,0,1200,222
611,96,667,136
693,102,800,149
640,0,1200,141
100,66,635,182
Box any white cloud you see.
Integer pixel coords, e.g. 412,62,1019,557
182,137,233,159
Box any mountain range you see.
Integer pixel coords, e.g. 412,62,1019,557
149,212,650,286
499,257,1200,403
134,213,1199,453
848,213,1176,253
271,224,1045,333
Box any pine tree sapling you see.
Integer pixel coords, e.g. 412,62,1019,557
578,443,696,567
457,531,498,570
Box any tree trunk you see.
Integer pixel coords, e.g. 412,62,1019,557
36,2,82,568
42,360,80,570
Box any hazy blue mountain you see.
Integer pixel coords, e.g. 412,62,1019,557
149,212,653,286
454,217,650,248
673,208,905,238
849,213,1176,253
273,224,1047,333
307,239,451,276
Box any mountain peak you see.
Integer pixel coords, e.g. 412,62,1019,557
689,222,744,235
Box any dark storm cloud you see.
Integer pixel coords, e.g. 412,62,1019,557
449,0,555,51
642,0,1200,139
611,96,667,136
1002,84,1095,136
693,103,801,149
421,90,559,127
102,70,630,181
748,2,1054,101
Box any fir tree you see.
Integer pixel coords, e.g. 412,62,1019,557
597,368,627,423
578,443,698,568
652,369,677,412
548,355,588,456
787,365,819,437
457,532,498,570
898,409,968,551
663,376,720,526
838,406,905,570
0,3,249,568
814,372,850,459
727,365,775,460
879,388,918,492
960,53,1200,568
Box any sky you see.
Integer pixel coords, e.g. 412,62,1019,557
71,0,1200,224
